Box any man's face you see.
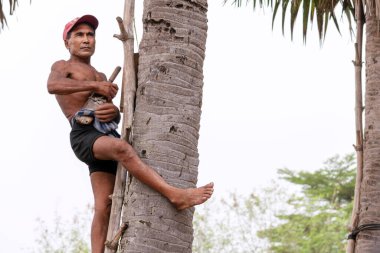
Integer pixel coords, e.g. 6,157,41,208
65,23,96,59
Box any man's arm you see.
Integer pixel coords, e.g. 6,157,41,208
47,60,118,100
47,60,96,95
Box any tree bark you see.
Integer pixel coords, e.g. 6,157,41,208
119,0,208,252
355,2,380,251
346,0,364,251
104,1,136,251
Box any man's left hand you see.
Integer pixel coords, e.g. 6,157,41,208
95,103,119,123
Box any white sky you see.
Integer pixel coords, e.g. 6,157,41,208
0,0,355,251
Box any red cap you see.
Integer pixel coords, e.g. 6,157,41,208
63,15,99,40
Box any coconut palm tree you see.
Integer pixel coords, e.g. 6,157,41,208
227,0,380,252
116,0,209,252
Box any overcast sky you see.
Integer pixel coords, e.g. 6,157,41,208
0,0,355,251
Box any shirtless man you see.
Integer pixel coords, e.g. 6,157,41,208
47,15,214,253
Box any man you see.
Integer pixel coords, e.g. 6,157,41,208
47,15,214,253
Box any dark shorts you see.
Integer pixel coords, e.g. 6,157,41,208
70,121,118,175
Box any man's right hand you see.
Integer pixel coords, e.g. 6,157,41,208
95,81,119,101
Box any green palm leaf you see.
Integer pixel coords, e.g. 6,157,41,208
281,0,290,35
226,0,355,42
303,0,311,42
290,0,302,40
272,0,281,30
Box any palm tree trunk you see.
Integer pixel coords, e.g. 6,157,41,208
355,3,380,251
119,0,208,252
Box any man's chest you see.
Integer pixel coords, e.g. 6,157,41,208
67,64,103,82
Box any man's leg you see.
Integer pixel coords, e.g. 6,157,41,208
92,136,214,210
90,171,115,253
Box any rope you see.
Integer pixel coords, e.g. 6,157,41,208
347,223,380,240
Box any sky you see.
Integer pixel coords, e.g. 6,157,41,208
0,0,356,252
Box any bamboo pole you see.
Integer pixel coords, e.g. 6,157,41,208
346,0,364,252
104,0,136,252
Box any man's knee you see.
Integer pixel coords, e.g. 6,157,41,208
112,139,135,161
94,198,112,216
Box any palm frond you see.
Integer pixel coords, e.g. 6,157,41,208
272,0,281,30
290,0,302,40
9,0,18,14
343,0,355,38
223,0,246,7
330,10,341,36
281,0,290,35
246,0,270,9
323,11,329,41
0,1,7,28
0,0,19,30
225,0,355,42
316,9,323,39
303,0,312,42
310,0,316,23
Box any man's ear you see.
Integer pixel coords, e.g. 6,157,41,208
64,40,70,49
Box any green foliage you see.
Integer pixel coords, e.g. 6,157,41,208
278,153,355,205
193,153,355,253
224,0,355,42
258,153,355,253
33,204,92,253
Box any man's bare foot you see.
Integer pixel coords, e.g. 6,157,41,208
168,182,214,210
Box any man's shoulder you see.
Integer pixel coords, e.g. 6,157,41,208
51,59,68,70
50,60,102,81
51,60,92,73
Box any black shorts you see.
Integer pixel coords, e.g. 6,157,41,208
70,121,118,175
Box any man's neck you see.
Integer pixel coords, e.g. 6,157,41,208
69,55,91,65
